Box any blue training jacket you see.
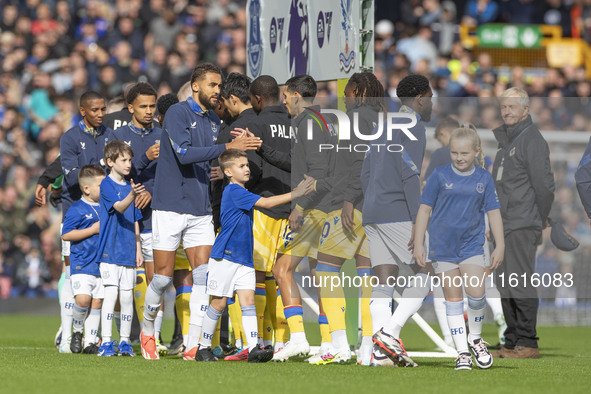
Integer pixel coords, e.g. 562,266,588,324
151,99,224,216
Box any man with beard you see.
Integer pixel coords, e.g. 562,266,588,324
140,63,261,360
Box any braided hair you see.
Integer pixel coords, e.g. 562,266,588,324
346,72,386,111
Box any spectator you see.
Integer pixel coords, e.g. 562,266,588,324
462,0,500,26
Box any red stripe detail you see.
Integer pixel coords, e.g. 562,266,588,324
307,107,329,131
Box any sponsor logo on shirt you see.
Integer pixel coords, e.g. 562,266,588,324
85,214,93,220
445,183,453,190
80,142,86,150
190,122,197,128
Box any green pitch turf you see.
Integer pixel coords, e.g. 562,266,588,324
0,315,589,394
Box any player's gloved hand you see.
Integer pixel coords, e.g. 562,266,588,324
49,187,62,208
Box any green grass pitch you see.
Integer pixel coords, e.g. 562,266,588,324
0,315,589,394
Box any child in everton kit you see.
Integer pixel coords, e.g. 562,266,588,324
62,165,106,354
97,140,144,357
413,127,505,370
194,149,314,362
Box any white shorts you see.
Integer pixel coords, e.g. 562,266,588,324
140,232,154,262
152,210,215,251
99,263,136,290
71,274,104,299
60,224,70,257
432,255,487,275
206,258,255,298
364,222,429,267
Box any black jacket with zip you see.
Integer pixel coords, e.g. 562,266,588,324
491,115,555,234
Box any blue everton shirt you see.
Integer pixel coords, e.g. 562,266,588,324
96,175,142,267
111,124,162,233
62,198,101,276
420,164,500,262
210,183,261,267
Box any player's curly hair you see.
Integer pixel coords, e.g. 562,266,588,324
396,74,430,103
157,93,179,120
126,82,157,105
347,72,386,111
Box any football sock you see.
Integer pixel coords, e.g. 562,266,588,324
119,288,133,343
485,275,503,317
84,308,101,345
357,267,374,337
370,284,393,334
255,282,266,342
134,269,147,324
384,273,430,338
284,305,306,343
263,277,276,344
154,310,163,339
228,297,245,347
61,266,74,341
467,294,486,344
318,314,332,346
199,306,222,348
101,285,118,343
331,329,349,351
175,284,191,346
275,287,289,343
317,262,346,338
72,303,88,333
242,305,258,351
57,271,65,304
212,317,221,348
433,284,452,343
143,274,172,336
262,305,273,345
446,300,468,354
187,265,209,350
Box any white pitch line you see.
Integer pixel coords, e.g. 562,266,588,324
0,346,54,350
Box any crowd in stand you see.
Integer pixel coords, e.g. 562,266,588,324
0,0,589,302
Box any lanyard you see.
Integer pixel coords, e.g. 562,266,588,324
496,124,532,181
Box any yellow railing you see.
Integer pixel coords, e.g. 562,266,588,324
460,24,591,79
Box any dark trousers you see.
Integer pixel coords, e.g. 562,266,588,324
496,228,541,349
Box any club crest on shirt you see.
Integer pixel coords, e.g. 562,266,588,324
476,183,485,193
72,281,81,290
208,280,218,290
